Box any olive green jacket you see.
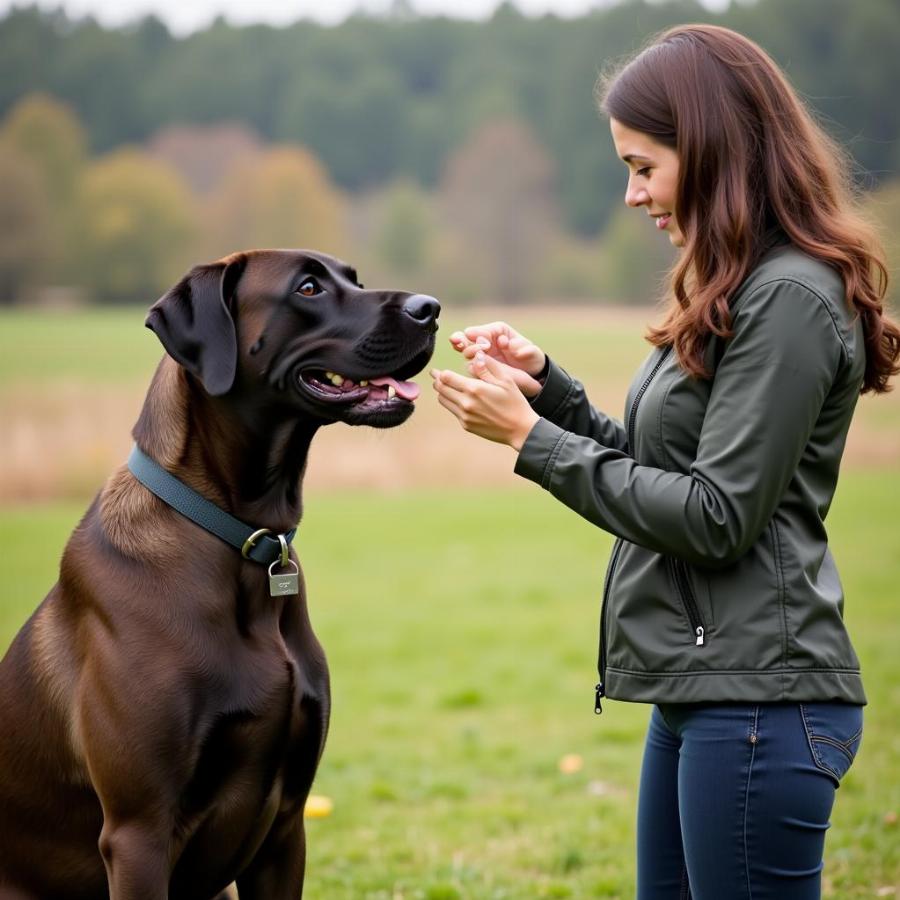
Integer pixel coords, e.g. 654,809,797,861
515,243,867,708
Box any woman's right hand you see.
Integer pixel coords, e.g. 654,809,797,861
449,322,546,398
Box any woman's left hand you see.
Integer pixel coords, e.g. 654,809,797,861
431,351,540,451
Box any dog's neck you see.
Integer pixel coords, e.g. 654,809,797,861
132,358,320,533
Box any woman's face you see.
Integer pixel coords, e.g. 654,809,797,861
610,118,683,248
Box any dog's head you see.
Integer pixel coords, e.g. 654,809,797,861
146,249,439,428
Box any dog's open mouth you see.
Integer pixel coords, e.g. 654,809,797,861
299,369,421,409
295,343,434,423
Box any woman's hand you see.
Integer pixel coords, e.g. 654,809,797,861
431,351,540,450
449,322,546,398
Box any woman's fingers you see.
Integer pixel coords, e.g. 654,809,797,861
432,367,473,393
461,333,536,366
471,352,508,386
450,331,490,356
448,324,545,390
432,364,504,409
463,322,519,343
431,359,539,448
457,324,544,368
431,369,481,429
461,341,493,360
450,330,486,347
505,335,545,375
435,391,463,419
463,353,540,396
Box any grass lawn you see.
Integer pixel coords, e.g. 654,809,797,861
2,473,899,898
2,304,899,896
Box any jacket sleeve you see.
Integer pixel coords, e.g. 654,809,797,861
528,357,630,453
514,279,845,569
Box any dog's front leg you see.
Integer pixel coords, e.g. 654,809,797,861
79,659,186,900
98,819,170,900
236,813,306,899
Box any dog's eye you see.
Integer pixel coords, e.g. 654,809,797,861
296,278,321,297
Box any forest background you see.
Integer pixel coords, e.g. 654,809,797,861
1,0,899,310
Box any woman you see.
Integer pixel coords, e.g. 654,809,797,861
430,24,900,900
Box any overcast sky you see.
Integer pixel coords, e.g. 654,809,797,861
0,0,730,35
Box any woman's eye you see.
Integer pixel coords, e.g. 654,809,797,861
636,166,651,177
297,279,320,297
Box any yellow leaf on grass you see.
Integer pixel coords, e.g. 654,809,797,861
304,794,334,818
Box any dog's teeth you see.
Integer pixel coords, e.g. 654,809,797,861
387,385,396,399
330,374,344,387
325,371,335,380
360,380,368,387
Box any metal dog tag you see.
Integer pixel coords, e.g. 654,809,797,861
268,559,299,597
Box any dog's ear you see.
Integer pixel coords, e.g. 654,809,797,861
146,256,246,396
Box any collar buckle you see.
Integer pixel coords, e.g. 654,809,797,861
242,528,273,559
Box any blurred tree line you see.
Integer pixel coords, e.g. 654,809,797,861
0,0,897,306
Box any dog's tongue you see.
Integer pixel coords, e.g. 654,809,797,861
370,376,420,401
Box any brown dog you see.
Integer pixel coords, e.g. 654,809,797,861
0,250,439,899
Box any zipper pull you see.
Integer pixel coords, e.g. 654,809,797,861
695,626,705,647
594,682,605,715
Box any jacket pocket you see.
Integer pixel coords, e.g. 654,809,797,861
666,558,710,646
799,702,863,784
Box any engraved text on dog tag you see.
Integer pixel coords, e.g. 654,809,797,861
268,560,299,597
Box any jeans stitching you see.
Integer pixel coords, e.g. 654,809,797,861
799,703,846,781
812,734,856,761
748,705,759,742
799,704,863,780
839,725,864,749
742,705,759,900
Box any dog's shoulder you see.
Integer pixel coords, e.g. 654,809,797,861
99,465,181,564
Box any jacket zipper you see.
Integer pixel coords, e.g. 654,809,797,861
595,537,623,714
668,557,706,647
626,345,672,451
595,345,673,715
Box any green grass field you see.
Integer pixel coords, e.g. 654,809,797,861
1,307,899,897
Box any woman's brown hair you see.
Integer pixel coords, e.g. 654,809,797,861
598,24,900,394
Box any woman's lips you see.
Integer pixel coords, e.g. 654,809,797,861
655,213,672,230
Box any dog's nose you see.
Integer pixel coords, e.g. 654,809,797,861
402,294,441,331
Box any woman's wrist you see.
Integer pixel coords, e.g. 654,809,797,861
530,353,550,381
509,410,541,451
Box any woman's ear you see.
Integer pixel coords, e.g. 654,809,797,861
145,256,246,396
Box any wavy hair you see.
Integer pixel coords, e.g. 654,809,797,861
597,24,900,394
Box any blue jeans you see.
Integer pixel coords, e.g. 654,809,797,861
637,701,863,900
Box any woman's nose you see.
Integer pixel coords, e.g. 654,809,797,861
625,177,648,208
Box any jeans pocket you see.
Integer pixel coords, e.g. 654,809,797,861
799,702,863,784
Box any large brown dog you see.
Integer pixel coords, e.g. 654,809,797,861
0,250,439,899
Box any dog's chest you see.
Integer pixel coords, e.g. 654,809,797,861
175,609,328,885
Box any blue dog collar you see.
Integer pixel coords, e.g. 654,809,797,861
127,444,296,567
